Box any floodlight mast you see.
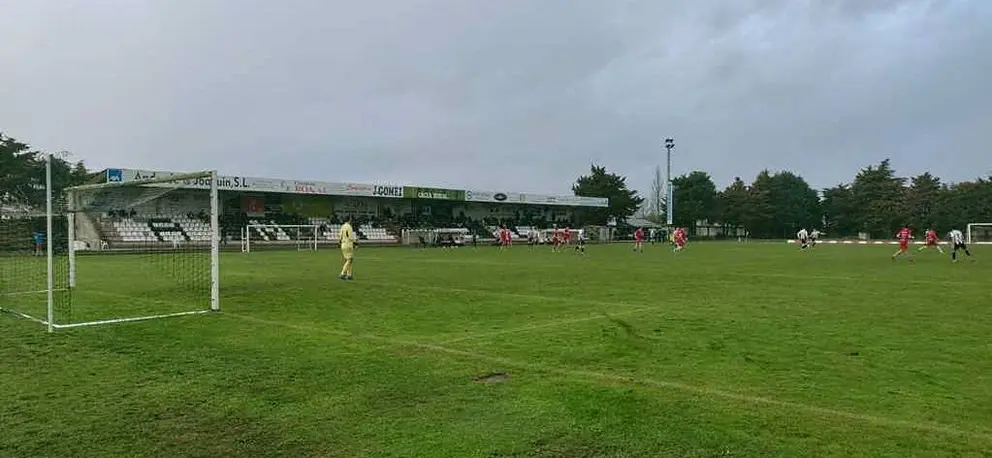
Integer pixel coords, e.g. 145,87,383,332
664,138,675,226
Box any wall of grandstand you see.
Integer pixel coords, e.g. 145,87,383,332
86,168,606,249
87,195,584,250
88,193,571,225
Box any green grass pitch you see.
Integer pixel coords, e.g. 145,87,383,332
2,242,991,457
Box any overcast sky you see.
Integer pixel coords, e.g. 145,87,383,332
2,0,990,196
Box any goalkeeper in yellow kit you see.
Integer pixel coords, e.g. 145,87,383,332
338,217,357,280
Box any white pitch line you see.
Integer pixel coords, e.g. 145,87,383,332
0,288,69,297
226,313,992,443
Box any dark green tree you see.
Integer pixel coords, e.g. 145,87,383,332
743,170,776,237
715,176,750,231
821,184,858,237
741,170,818,237
850,159,906,237
0,133,92,210
0,133,42,206
935,178,992,231
573,164,644,225
767,171,820,237
901,172,942,231
670,171,717,229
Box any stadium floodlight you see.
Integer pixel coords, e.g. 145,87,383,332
664,137,675,226
966,223,992,245
0,157,220,332
242,224,320,253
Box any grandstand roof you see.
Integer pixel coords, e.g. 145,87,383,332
101,168,608,208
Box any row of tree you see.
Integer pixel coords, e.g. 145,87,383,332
573,161,992,239
6,132,989,239
1,134,96,211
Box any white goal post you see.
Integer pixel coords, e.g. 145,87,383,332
966,223,992,245
0,156,220,332
242,224,319,253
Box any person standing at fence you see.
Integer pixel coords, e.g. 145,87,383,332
33,231,45,256
338,217,357,280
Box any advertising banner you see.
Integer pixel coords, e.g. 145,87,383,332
403,186,466,201
465,189,608,207
106,169,402,198
106,168,605,206
464,190,518,203
107,168,274,191
327,182,404,198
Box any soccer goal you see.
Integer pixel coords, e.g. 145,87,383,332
0,155,219,332
966,223,992,245
241,224,319,253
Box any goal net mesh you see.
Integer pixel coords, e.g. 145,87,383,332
0,208,70,325
1,170,218,329
967,224,992,245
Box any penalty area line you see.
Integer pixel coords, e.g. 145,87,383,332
226,313,992,443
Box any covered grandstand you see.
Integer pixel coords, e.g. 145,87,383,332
73,168,609,251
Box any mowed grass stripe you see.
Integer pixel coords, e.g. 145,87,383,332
226,312,992,443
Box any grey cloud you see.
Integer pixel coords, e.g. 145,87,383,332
1,0,989,196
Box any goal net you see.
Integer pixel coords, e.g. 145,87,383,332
966,223,992,245
0,157,219,331
241,224,319,252
538,228,582,244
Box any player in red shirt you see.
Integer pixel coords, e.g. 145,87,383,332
551,226,561,252
892,226,913,259
673,227,687,253
633,227,645,252
498,225,511,250
563,227,572,246
917,227,944,254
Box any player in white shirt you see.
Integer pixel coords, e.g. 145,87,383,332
809,229,821,247
948,229,972,262
796,228,809,249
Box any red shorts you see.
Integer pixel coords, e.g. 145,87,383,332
926,239,937,246
635,238,644,243
899,241,909,250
